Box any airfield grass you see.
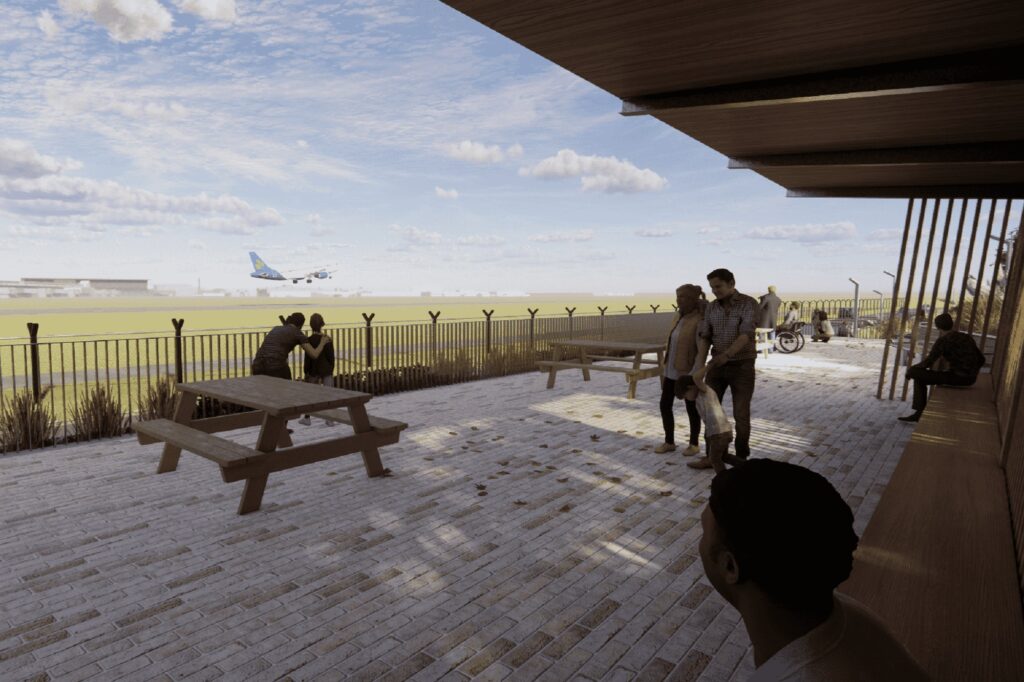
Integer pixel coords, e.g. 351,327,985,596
0,292,859,340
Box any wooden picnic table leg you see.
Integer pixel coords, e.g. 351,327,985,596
546,345,563,389
235,413,288,515
580,349,592,382
626,350,645,399
347,403,386,478
157,390,196,474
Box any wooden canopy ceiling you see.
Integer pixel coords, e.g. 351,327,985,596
441,0,1024,198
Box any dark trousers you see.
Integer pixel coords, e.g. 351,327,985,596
706,358,756,459
660,377,701,446
907,366,975,411
251,359,291,380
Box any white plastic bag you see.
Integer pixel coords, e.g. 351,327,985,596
697,390,732,437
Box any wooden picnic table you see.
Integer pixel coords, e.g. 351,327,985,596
135,375,406,514
537,339,666,399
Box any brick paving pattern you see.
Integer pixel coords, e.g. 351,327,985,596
0,339,913,681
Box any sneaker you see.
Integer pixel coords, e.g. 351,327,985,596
298,416,312,426
682,444,701,457
654,443,677,454
686,457,714,470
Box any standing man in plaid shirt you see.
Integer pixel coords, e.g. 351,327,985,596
688,268,758,470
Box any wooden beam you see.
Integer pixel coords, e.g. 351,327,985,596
729,142,1024,168
622,47,1024,114
786,185,1024,199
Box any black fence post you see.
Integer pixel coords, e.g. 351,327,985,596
429,311,440,361
172,319,185,384
27,322,40,401
597,306,607,340
650,305,660,314
362,313,375,368
565,307,576,340
527,308,538,350
626,305,636,315
483,310,494,353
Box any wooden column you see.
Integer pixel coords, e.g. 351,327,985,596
901,199,941,401
877,199,915,400
890,199,927,401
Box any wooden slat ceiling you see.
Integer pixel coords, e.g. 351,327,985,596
442,0,1024,198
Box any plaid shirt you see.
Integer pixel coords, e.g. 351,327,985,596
699,291,758,361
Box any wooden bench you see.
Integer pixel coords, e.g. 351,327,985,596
311,407,409,435
536,360,661,399
841,374,1024,680
134,419,263,469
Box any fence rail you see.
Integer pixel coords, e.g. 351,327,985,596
0,310,674,454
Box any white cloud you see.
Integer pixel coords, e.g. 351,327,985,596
0,140,281,236
519,149,668,193
455,234,504,246
443,140,505,164
37,10,61,39
188,239,206,250
59,0,174,42
868,228,900,240
506,143,523,159
435,186,459,200
745,221,857,243
175,0,237,22
528,229,594,243
297,139,309,148
635,228,672,238
697,226,720,234
0,139,82,178
306,213,321,225
390,224,442,245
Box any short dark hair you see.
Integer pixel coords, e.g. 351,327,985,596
934,313,954,331
310,313,325,332
819,311,828,321
709,459,858,611
707,268,735,284
286,312,305,327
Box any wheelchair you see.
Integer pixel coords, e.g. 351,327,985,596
774,321,806,354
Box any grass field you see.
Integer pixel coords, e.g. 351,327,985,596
0,292,860,340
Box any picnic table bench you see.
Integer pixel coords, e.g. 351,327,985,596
135,375,407,515
841,374,1024,680
537,339,665,399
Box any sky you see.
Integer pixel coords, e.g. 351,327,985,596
0,0,935,296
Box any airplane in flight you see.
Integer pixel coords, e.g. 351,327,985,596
249,251,337,284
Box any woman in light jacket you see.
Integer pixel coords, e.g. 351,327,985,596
656,284,706,455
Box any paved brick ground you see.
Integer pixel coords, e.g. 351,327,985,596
0,338,914,681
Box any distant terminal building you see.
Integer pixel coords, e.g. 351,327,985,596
0,278,152,298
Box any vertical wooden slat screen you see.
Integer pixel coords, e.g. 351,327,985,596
980,199,1014,356
955,200,984,330
890,199,927,400
901,200,941,401
878,200,915,399
919,199,955,365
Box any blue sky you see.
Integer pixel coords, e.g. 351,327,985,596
0,0,917,295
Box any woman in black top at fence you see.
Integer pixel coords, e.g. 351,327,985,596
298,313,336,425
251,312,329,380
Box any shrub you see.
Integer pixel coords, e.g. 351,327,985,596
0,388,59,452
71,387,130,441
139,376,179,421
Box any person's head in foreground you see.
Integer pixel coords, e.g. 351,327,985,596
700,459,928,680
675,284,705,315
934,312,954,332
706,268,736,300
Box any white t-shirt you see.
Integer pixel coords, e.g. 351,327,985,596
747,592,929,682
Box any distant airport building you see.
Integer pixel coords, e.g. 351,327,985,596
0,278,153,298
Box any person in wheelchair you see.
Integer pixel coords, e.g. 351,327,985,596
778,302,801,333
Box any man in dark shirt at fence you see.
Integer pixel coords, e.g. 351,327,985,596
899,313,986,423
689,268,759,469
252,313,329,380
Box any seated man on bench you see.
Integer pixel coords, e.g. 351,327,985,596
699,459,928,681
898,313,985,423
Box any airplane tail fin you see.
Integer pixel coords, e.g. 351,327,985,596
249,251,273,274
